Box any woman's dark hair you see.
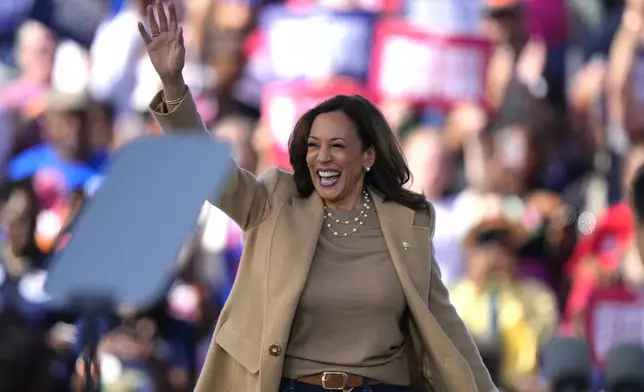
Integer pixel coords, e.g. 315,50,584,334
288,95,429,211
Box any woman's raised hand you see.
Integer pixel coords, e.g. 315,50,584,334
138,1,185,85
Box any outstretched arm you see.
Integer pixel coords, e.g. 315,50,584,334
139,1,280,230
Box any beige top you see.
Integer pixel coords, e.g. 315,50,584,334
282,206,410,386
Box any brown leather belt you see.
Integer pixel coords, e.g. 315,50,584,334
297,372,379,390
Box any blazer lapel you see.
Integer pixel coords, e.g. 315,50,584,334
372,192,431,302
261,192,324,390
266,192,324,302
374,195,476,392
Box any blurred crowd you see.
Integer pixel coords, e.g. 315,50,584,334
1,0,644,391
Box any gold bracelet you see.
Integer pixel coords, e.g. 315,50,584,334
162,85,188,106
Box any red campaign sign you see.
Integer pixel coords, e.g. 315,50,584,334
286,0,403,13
368,19,493,108
261,79,372,150
585,285,644,366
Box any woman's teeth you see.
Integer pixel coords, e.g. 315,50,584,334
318,170,340,187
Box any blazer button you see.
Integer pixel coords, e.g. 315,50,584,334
268,344,282,357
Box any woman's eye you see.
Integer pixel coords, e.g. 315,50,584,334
307,142,318,148
331,144,344,148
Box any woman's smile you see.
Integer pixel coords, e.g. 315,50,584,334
305,111,374,209
316,169,341,188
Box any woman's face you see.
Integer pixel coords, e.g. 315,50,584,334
305,111,374,209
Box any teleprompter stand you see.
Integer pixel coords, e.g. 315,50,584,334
44,133,233,392
71,294,115,391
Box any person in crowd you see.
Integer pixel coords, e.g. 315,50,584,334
463,121,577,294
0,177,48,320
90,0,158,117
5,91,109,255
0,20,55,178
0,176,53,305
631,159,644,266
574,158,644,364
0,20,56,113
449,198,558,390
484,0,566,115
0,0,34,72
563,142,644,333
7,90,105,191
111,113,150,151
604,0,644,204
86,100,116,158
83,301,195,392
402,129,466,286
212,115,257,172
606,0,644,141
198,115,256,310
0,306,53,392
0,177,79,391
2,177,78,315
251,123,293,174
137,2,495,392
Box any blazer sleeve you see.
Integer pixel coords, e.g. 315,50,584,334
426,205,497,392
149,89,281,230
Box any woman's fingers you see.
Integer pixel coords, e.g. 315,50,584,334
156,0,169,33
140,1,179,47
137,22,152,45
147,4,160,36
168,3,178,32
176,26,184,45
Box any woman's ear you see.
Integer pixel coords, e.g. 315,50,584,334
365,145,376,168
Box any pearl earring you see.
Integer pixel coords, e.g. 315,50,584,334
365,166,371,172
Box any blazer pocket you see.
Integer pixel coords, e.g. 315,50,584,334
215,321,261,374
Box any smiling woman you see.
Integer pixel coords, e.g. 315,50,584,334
289,94,429,212
138,2,496,391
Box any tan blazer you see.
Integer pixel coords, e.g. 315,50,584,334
149,90,496,392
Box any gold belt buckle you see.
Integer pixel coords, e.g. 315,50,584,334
321,371,349,390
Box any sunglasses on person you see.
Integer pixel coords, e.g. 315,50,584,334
474,228,513,247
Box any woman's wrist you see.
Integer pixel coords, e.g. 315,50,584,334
161,76,187,102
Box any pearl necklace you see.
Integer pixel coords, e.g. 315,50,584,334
323,190,371,237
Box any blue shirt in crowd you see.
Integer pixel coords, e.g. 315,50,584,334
7,144,107,191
